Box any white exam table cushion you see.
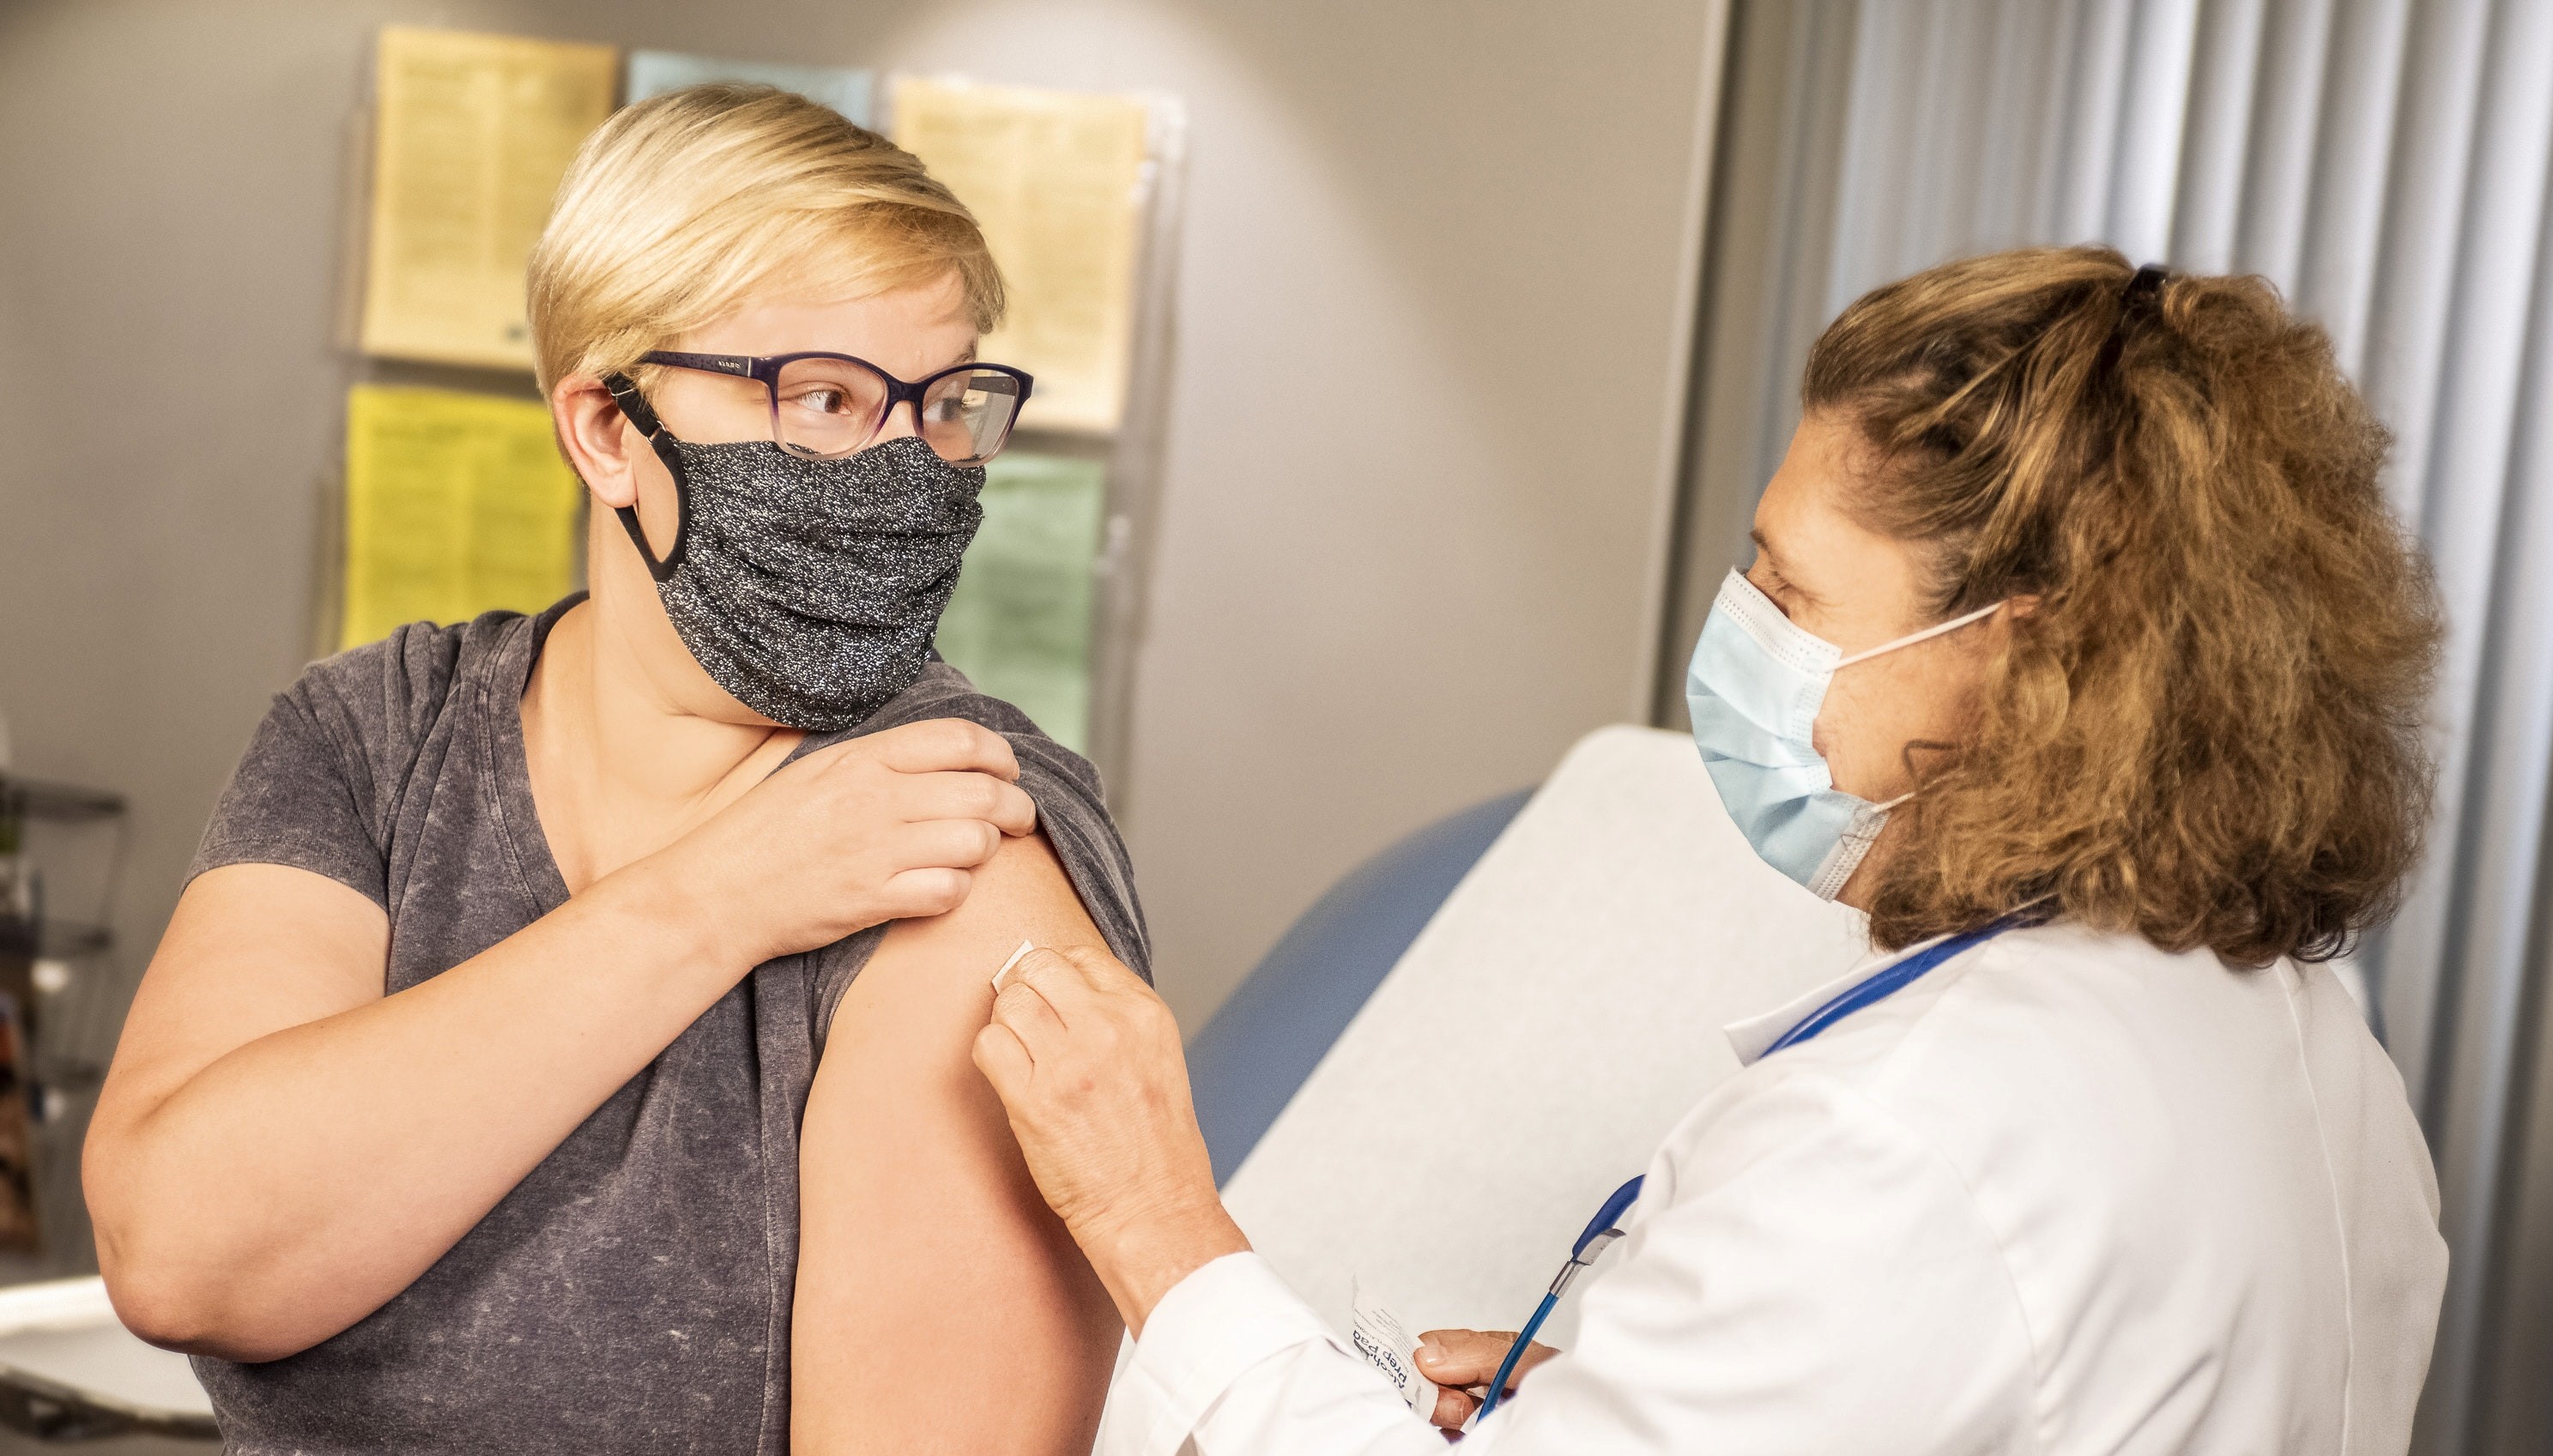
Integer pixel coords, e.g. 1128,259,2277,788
1217,723,1868,1344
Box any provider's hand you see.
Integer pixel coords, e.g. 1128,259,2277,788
971,946,1249,1333
643,718,1037,965
1413,1331,1561,1429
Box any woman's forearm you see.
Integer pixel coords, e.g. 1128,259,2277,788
88,860,747,1361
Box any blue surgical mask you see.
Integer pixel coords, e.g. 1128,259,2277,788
1686,569,2002,899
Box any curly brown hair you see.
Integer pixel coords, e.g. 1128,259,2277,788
1803,245,2441,965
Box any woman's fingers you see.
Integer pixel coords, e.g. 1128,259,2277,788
874,867,971,921
899,770,1038,836
862,717,1022,781
893,816,1005,873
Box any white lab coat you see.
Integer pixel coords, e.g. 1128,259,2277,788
1103,922,2447,1455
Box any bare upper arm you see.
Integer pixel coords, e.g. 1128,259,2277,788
791,832,1121,1454
94,864,388,1136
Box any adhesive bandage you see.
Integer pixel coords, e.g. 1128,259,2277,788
991,939,1035,991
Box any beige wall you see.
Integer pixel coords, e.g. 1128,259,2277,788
0,0,1722,1031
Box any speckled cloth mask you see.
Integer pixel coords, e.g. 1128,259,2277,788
611,427,984,732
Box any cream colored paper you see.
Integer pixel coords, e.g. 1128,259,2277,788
340,385,584,649
359,27,618,370
891,77,1149,433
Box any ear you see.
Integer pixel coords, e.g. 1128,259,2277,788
554,373,642,510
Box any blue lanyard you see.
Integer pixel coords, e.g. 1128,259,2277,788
1472,918,2021,1422
1762,918,2019,1054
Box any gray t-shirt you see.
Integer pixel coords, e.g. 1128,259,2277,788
181,599,1149,1454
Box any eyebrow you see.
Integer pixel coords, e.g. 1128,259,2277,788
1748,528,1787,577
1748,528,1819,601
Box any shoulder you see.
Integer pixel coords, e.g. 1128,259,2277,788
1751,919,2396,1283
190,611,539,901
280,610,531,760
814,662,1150,978
844,662,1109,810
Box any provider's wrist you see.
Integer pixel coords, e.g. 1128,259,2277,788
1074,1192,1250,1336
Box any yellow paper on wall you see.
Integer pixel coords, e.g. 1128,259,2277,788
341,385,584,649
359,27,618,371
892,77,1149,433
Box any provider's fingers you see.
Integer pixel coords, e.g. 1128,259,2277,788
1413,1330,1524,1392
971,1021,1034,1094
1053,941,1148,992
1007,945,1107,1018
864,718,1021,780
990,971,1073,1048
1429,1385,1481,1431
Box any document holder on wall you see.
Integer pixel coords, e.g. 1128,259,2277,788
891,77,1189,800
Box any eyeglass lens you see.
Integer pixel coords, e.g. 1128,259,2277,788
773,358,1025,464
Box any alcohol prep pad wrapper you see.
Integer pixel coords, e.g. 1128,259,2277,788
1348,1278,1438,1416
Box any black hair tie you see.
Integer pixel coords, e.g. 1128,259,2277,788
2121,263,2169,312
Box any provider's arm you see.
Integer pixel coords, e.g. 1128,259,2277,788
85,721,1032,1362
789,833,1121,1454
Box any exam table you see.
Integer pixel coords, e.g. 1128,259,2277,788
0,1276,214,1447
1183,724,1870,1344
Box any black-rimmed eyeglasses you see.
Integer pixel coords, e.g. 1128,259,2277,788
619,350,1036,467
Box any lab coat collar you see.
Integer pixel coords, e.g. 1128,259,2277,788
1721,931,1963,1066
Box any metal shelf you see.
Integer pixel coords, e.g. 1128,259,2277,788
31,924,108,961
0,778,125,825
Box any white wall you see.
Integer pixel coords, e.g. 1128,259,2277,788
0,0,1723,1030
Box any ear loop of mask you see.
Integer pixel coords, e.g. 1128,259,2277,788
601,372,693,583
1832,597,2006,669
1806,599,2007,899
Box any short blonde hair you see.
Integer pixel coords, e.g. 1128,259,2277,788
527,84,1003,394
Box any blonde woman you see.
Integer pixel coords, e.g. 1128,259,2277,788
976,251,2450,1454
83,88,1131,1453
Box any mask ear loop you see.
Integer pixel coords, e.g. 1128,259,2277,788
601,372,693,583
1834,598,2005,668
1812,601,2006,898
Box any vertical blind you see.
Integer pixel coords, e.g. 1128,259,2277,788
1660,3,2553,1449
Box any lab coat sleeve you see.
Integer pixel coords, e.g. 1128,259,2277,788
1101,1253,1444,1456
1102,1067,2038,1456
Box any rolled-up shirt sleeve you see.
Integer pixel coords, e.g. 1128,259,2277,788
1101,1067,2034,1456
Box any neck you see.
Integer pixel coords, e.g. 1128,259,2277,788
522,595,801,891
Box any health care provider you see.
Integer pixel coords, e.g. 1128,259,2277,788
972,249,2453,1454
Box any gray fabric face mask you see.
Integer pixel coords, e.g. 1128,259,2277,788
610,426,984,732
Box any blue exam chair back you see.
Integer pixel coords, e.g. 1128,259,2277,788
1187,788,1535,1185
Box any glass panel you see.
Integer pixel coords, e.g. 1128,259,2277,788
934,450,1105,749
774,356,891,456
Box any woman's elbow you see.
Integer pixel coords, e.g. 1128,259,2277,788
89,1188,312,1362
94,1235,310,1362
